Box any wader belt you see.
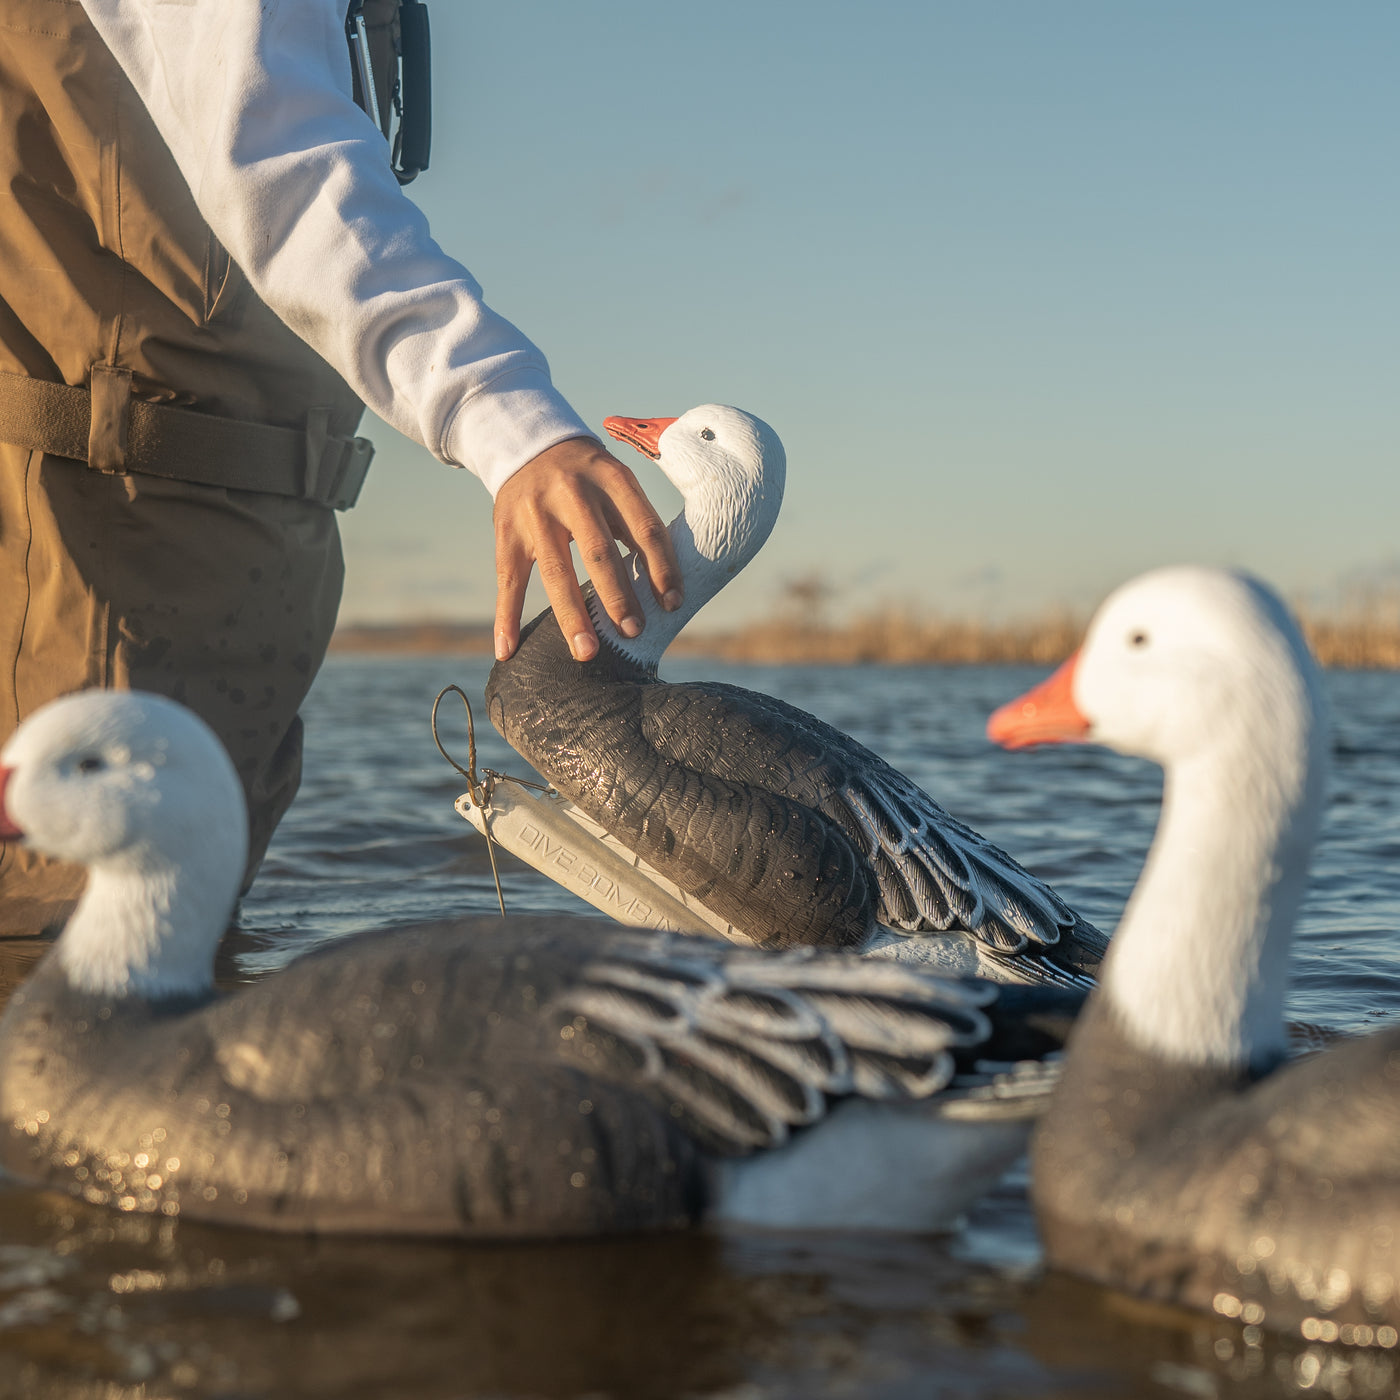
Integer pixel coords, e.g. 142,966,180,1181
0,368,373,511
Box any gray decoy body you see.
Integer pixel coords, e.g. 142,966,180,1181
487,406,1107,987
1031,1000,1400,1336
991,567,1400,1339
0,690,1080,1237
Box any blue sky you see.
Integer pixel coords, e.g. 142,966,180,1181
339,2,1400,628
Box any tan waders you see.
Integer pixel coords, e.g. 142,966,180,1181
0,3,377,935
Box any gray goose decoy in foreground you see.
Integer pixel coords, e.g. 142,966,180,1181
484,405,1106,988
0,690,1082,1236
990,566,1400,1342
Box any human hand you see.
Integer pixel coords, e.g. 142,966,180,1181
492,436,684,662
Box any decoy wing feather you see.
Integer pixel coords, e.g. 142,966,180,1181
549,933,994,1155
647,681,1106,968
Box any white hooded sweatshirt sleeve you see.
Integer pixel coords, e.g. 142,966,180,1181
77,0,594,498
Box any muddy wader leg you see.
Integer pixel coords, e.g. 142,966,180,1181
0,444,343,936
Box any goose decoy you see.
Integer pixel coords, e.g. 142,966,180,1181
477,405,1107,988
989,566,1400,1342
0,689,1082,1236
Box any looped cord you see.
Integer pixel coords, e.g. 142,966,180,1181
431,685,508,916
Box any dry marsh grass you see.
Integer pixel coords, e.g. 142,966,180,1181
331,602,1400,670
669,610,1086,666
676,605,1400,670
330,622,495,655
1301,609,1400,671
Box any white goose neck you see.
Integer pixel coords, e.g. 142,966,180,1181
589,491,767,672
57,855,230,1000
1102,718,1326,1072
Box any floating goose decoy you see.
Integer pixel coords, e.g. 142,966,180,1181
989,566,1400,1340
477,405,1106,988
0,689,1082,1236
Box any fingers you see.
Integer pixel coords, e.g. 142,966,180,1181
604,475,685,613
535,512,605,662
494,484,614,664
491,438,686,664
492,526,530,662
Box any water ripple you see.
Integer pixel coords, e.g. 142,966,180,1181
240,658,1400,1032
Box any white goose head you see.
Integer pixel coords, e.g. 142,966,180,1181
992,567,1325,764
1080,568,1326,772
0,691,247,999
990,567,1329,1071
597,404,786,669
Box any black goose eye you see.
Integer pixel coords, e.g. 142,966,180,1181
1129,631,1150,649
699,428,716,441
77,756,105,774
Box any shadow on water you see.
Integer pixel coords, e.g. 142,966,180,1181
5,657,1400,1397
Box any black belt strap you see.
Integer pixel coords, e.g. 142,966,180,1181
0,369,374,511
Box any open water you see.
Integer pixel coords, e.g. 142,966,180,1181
5,655,1400,1399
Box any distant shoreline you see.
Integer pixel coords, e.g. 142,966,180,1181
329,609,1400,670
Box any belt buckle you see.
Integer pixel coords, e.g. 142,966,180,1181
304,408,373,510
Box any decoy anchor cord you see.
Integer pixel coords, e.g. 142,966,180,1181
431,684,551,918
